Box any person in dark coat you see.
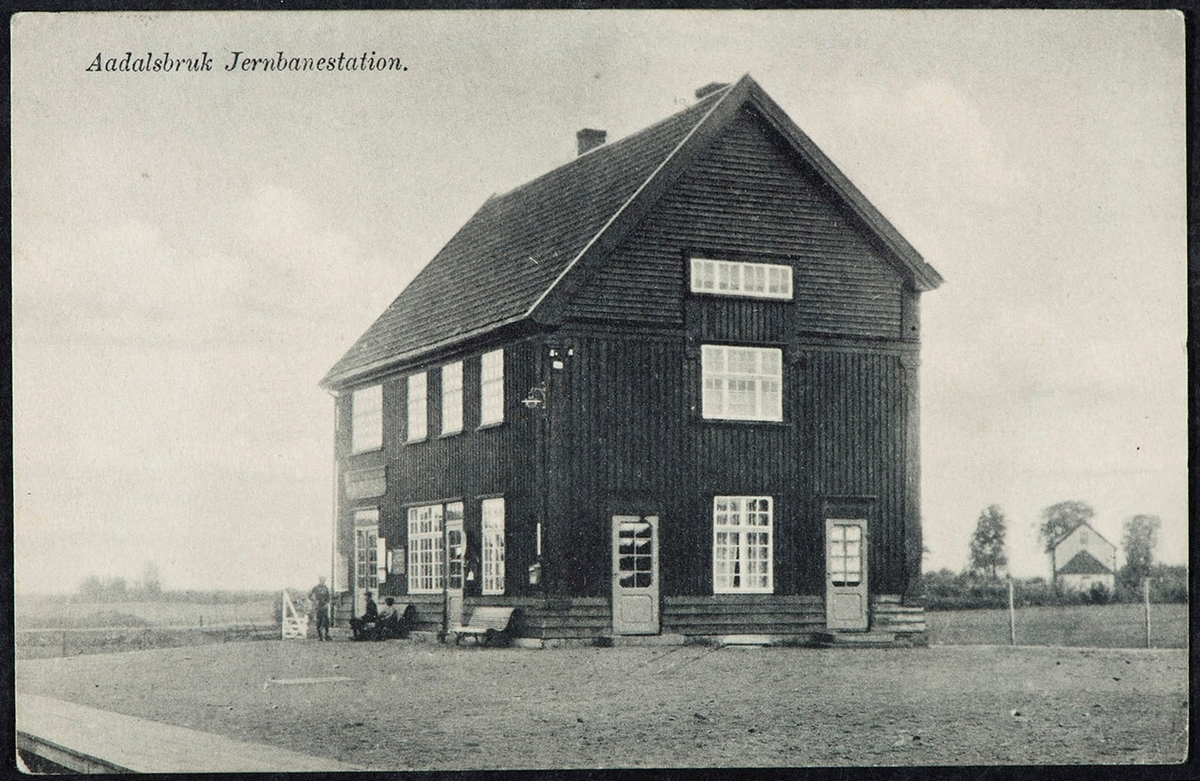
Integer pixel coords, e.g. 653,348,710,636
308,576,331,641
349,591,378,640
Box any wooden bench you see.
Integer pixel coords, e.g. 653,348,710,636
448,606,517,647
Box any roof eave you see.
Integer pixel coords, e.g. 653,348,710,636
320,313,533,391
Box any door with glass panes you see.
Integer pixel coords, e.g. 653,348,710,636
354,509,380,615
611,514,660,635
444,504,465,632
825,517,869,630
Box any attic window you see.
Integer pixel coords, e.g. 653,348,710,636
691,258,793,300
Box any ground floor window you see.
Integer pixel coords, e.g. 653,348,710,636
407,504,444,593
481,497,506,595
712,496,773,593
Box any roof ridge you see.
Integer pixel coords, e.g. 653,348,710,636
523,78,744,321
491,82,735,203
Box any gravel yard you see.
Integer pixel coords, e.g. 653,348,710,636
16,640,1188,770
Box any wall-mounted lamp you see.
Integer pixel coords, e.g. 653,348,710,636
522,382,548,409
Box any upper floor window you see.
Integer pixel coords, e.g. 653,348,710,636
350,385,382,453
690,257,793,300
480,349,504,426
407,373,427,442
701,345,783,422
442,362,463,436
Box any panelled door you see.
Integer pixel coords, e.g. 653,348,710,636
611,514,660,635
825,517,869,630
444,503,466,632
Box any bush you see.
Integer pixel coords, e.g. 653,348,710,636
1088,582,1111,605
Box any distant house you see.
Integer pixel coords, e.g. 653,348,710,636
1051,522,1117,593
320,75,943,646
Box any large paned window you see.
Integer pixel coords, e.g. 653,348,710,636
701,345,783,421
712,496,773,593
481,497,506,595
350,385,383,453
442,362,463,436
407,504,444,593
479,349,505,426
690,257,793,300
407,373,427,442
406,501,464,594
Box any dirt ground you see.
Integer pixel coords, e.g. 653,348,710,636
15,640,1189,770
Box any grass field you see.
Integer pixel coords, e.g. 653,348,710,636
927,602,1188,649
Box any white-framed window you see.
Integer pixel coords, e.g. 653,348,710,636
701,345,783,422
354,508,380,595
690,257,793,300
407,373,427,442
407,503,444,593
351,385,383,453
480,349,505,426
442,362,463,436
712,496,773,593
481,497,506,595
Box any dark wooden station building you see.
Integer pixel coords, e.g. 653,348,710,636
320,75,943,647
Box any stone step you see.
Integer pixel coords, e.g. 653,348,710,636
812,630,907,648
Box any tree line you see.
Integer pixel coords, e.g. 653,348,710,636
926,500,1185,609
71,563,273,604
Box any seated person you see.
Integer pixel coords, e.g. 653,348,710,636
349,591,379,640
376,597,402,639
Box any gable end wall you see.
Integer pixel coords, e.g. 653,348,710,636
567,107,908,338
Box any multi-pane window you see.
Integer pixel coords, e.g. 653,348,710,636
354,508,380,594
407,503,443,593
351,385,383,453
407,373,427,442
480,349,505,426
406,501,463,594
481,498,506,595
827,522,863,587
713,496,773,593
442,362,463,436
690,257,793,300
701,345,783,421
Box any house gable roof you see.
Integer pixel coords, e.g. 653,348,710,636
322,75,943,390
1050,520,1116,553
1057,549,1114,576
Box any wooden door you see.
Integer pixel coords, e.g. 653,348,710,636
826,517,869,630
353,509,380,615
611,514,660,635
444,503,465,631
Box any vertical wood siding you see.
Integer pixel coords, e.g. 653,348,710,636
334,339,545,601
806,349,909,593
569,107,905,339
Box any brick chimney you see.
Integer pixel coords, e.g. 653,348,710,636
576,128,607,156
695,82,729,100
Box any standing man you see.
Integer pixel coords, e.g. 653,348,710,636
309,575,331,641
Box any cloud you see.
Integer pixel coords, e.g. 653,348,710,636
13,184,401,352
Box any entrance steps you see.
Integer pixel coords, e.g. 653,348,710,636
812,630,913,648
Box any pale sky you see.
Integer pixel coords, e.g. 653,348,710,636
12,11,1186,593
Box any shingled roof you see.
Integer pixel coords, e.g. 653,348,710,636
322,74,943,390
1057,549,1114,576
